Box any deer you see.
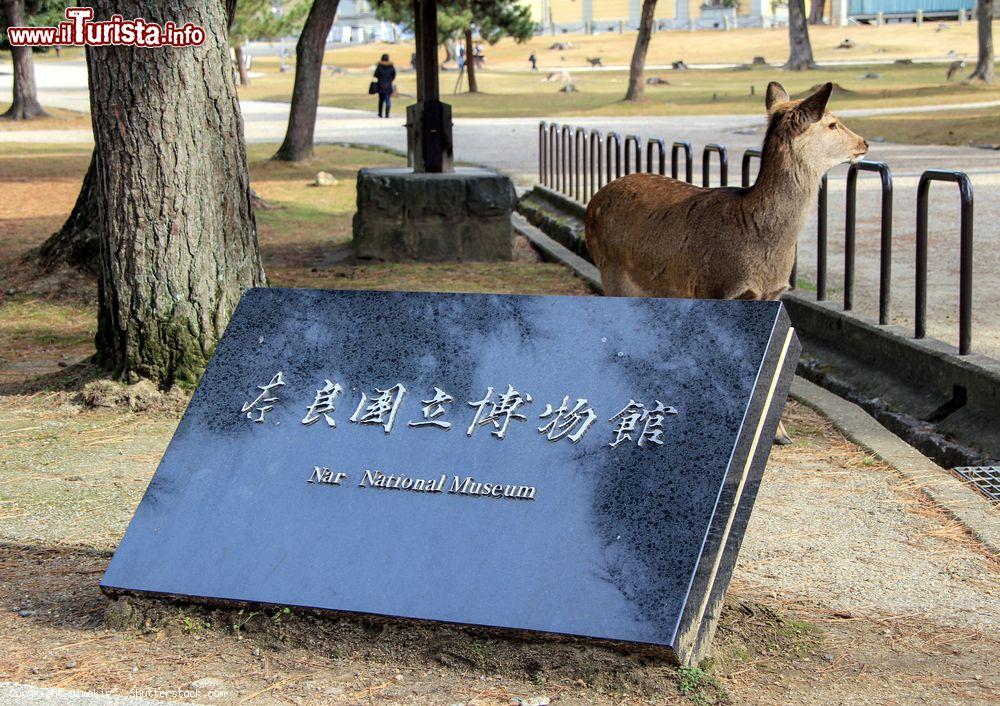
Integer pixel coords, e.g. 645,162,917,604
584,82,868,444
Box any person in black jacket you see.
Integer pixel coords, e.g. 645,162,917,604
373,54,396,118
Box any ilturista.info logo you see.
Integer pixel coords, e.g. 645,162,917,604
6,7,206,48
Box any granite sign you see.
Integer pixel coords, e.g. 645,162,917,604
101,288,800,665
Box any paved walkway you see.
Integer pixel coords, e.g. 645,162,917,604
4,61,1000,358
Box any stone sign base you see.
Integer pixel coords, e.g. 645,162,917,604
352,167,516,262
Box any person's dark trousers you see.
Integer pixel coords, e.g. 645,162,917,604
378,92,392,118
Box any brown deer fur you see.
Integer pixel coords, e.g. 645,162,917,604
585,82,867,301
585,82,867,443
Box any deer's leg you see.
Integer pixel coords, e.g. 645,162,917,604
599,269,624,297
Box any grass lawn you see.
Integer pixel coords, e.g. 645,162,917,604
229,22,999,118
0,141,589,394
237,61,1000,119
847,107,1000,147
302,22,994,69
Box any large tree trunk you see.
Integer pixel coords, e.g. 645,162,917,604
273,0,340,161
969,0,994,84
808,0,825,25
785,0,816,71
89,0,265,387
464,29,478,93
1,0,47,120
624,0,657,101
234,44,250,85
39,151,101,274
443,36,457,65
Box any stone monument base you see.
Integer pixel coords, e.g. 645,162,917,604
352,167,516,262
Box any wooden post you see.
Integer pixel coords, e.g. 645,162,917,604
407,0,454,173
417,0,438,101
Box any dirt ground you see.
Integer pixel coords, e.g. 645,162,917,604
1,398,997,705
1,142,997,704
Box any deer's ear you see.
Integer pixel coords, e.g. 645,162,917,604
765,82,789,113
798,82,833,123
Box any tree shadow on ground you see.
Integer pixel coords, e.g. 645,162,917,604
0,359,105,397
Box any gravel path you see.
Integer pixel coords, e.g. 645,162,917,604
1,395,997,703
741,404,998,633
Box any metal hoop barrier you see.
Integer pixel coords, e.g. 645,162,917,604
671,141,693,183
816,174,828,300
624,134,641,175
548,123,558,189
646,138,666,175
538,121,547,186
702,144,729,188
574,127,587,201
606,132,622,182
561,125,572,194
845,161,893,322
916,170,974,355
741,148,761,188
589,130,603,200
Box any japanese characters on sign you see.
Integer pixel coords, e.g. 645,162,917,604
242,372,678,449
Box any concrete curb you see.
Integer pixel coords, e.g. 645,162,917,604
791,376,999,556
512,213,602,292
512,213,999,555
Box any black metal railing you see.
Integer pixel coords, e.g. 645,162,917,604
845,161,893,323
816,174,828,301
536,121,975,355
624,134,641,175
606,132,622,182
916,170,974,355
574,127,586,202
741,148,761,188
647,138,666,175
588,129,602,202
672,141,693,183
560,125,571,194
702,144,728,188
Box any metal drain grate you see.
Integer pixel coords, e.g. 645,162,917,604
953,466,1000,503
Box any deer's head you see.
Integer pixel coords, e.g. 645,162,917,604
763,82,868,175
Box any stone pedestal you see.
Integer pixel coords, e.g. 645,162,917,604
352,167,517,262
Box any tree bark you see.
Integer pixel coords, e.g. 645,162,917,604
785,0,816,71
624,0,657,101
808,0,825,25
235,44,250,85
969,0,994,84
464,29,477,93
1,0,47,120
39,150,101,274
273,0,340,161
444,36,457,65
89,0,265,387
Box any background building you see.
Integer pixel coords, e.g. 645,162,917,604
524,0,977,31
326,0,983,44
332,0,400,42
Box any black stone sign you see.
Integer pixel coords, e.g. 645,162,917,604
102,288,800,666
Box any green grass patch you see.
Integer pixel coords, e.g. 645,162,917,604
237,62,999,119
848,107,1000,147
